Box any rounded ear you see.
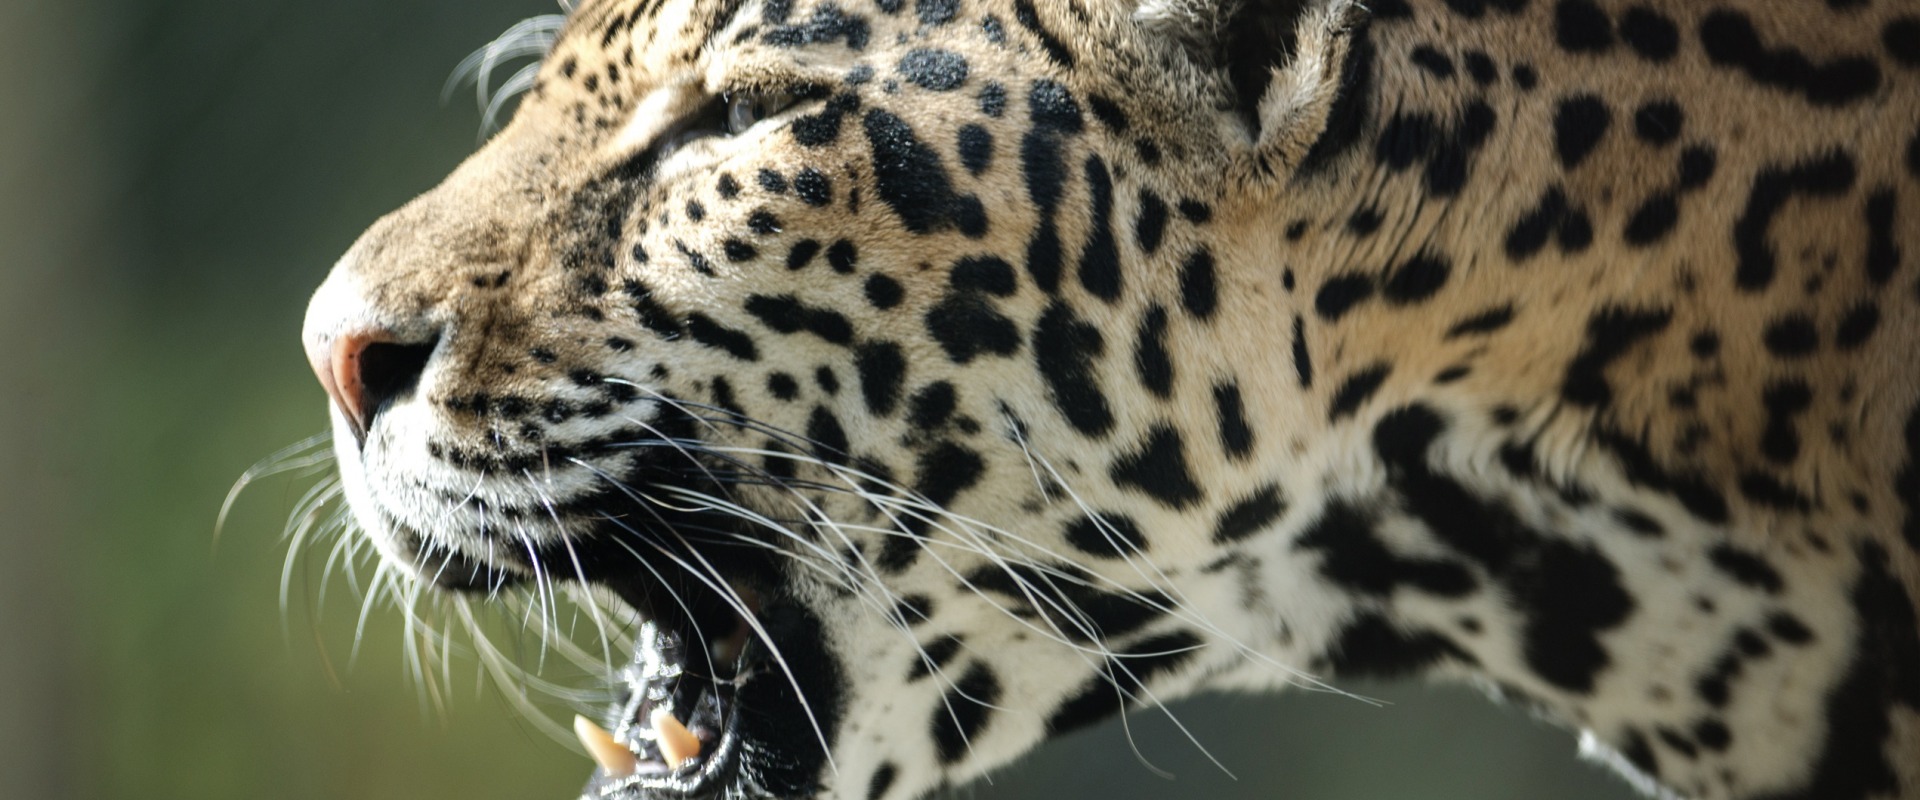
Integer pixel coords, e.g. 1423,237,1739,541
1139,0,1372,187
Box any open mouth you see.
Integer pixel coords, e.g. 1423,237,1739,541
340,398,843,798
560,533,839,800
576,619,754,799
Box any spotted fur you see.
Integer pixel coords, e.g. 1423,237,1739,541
301,0,1920,798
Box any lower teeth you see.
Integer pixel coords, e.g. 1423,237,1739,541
574,715,638,778
574,707,704,777
581,623,732,782
651,707,702,769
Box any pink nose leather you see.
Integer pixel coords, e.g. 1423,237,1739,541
305,329,392,443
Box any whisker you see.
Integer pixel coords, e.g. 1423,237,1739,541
220,430,335,548
661,443,1131,659
625,525,842,778
349,558,394,669
664,436,1315,776
282,478,345,620
442,13,568,137
568,456,873,776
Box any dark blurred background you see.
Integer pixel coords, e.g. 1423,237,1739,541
0,0,1644,797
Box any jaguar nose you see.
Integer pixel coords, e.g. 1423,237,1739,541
304,327,439,445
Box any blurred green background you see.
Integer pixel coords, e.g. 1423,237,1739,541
0,0,1644,797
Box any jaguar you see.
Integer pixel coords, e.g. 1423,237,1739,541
297,0,1920,797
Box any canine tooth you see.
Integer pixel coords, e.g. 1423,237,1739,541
574,714,637,778
650,707,701,769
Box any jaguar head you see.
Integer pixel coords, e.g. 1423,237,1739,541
301,0,1361,797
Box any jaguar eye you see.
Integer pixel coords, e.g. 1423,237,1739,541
724,91,798,135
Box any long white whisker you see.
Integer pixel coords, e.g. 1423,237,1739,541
674,444,1126,659
443,14,568,138
221,430,335,548
672,436,1336,777
623,524,842,778
349,558,394,669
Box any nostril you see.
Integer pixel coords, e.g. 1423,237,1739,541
326,333,439,441
358,338,437,415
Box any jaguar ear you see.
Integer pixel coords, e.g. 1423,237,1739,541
1138,0,1372,183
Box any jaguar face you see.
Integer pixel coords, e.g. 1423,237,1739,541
300,0,1293,797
